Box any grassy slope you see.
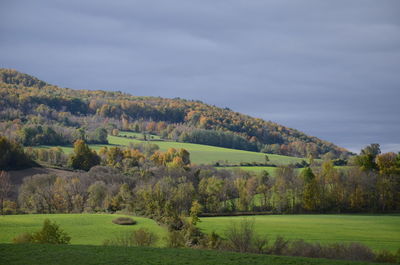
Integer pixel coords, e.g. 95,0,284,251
40,134,306,165
0,214,167,246
220,166,352,175
197,215,400,251
0,244,386,265
118,131,161,139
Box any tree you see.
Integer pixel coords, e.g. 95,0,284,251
0,136,32,170
356,144,381,171
256,170,271,209
301,167,319,211
68,140,100,171
0,171,12,215
189,200,202,225
87,181,108,211
18,174,57,213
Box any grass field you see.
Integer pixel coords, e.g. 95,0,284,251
220,166,280,176
2,213,399,252
118,131,161,140
38,134,307,166
0,214,167,246
197,214,400,251
0,244,386,265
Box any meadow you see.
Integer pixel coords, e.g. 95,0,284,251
39,133,307,166
197,214,400,251
0,244,386,265
0,214,166,246
1,214,399,252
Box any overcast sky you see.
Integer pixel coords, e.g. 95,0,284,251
1,0,399,153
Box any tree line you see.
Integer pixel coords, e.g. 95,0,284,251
1,134,398,219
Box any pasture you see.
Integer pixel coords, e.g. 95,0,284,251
38,134,307,166
197,214,400,251
0,214,166,246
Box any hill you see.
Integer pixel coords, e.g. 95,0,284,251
0,68,351,159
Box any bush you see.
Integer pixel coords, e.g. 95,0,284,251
225,218,255,253
375,250,397,263
13,219,70,244
12,232,33,244
32,219,71,244
267,236,289,255
165,230,185,248
103,228,158,247
132,228,158,246
282,240,375,262
112,217,137,225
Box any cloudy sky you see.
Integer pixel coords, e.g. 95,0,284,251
1,0,399,153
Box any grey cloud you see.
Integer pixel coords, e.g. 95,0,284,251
0,0,399,153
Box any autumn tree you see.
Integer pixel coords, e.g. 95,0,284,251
356,144,381,171
0,171,12,215
302,167,319,211
0,136,32,170
68,140,100,171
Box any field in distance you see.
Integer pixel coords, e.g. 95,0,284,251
198,214,400,251
38,133,307,166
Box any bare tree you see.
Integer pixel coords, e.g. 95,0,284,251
0,171,12,215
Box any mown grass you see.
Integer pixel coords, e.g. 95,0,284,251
0,214,167,246
0,244,387,265
38,134,307,166
197,214,400,251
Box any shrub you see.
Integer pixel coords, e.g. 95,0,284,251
225,218,266,253
283,240,375,262
132,228,158,246
103,228,158,247
13,219,70,244
204,231,222,250
375,250,397,263
12,232,33,244
32,219,71,244
165,230,185,248
225,219,253,252
112,217,137,225
267,236,289,255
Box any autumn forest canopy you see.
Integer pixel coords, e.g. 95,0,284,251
0,68,351,159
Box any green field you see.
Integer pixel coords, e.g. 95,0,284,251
39,134,306,166
118,131,161,140
220,166,279,176
2,214,399,252
0,244,386,265
0,214,167,246
197,214,400,251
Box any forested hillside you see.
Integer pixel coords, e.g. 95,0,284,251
0,69,350,158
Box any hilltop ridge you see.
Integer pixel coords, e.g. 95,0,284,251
0,68,350,158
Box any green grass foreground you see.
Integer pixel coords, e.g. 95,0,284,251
0,244,386,265
0,214,167,246
198,214,400,251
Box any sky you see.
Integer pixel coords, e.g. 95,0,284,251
1,0,399,153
